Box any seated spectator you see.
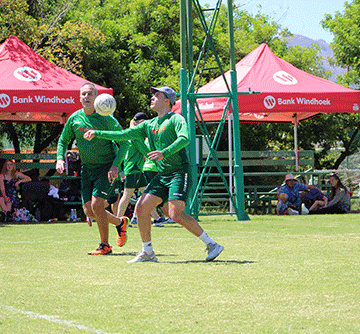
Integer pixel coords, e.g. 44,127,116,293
276,193,299,215
309,173,351,214
301,188,333,212
277,174,319,213
0,159,31,221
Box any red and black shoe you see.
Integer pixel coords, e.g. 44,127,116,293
88,243,112,255
116,216,129,247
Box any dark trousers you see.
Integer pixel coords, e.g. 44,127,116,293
309,205,346,214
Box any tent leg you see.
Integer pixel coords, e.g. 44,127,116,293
294,114,299,172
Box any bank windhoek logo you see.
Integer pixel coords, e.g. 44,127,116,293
264,95,276,109
14,66,41,82
0,94,11,108
273,70,298,85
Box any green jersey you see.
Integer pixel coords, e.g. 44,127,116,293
57,109,127,169
95,112,190,175
142,138,158,172
123,140,146,175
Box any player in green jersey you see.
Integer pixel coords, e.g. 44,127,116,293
116,113,149,218
56,82,129,255
130,120,174,227
84,86,224,262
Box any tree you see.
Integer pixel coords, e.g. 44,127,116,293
68,0,183,124
0,0,103,154
297,113,360,169
322,0,360,87
314,0,360,168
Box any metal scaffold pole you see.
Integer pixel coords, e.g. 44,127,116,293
226,0,249,220
179,0,250,221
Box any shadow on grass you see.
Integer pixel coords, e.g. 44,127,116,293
161,259,256,265
107,252,138,257
129,225,183,229
106,252,254,265
108,252,178,257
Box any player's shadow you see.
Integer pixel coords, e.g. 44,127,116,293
161,259,256,265
108,252,178,257
107,252,255,265
108,252,138,257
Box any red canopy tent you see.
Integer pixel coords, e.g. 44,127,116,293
0,35,112,124
174,43,360,171
174,43,360,123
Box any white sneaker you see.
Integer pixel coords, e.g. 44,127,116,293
205,243,224,261
128,250,158,263
165,218,175,224
301,203,309,215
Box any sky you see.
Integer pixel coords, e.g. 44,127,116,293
210,0,347,43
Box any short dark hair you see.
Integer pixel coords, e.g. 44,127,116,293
133,112,149,121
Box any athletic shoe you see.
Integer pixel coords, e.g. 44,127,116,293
86,217,93,227
165,218,175,224
301,203,309,215
127,250,158,263
116,216,129,247
130,216,137,225
153,217,167,227
205,243,224,261
88,243,112,255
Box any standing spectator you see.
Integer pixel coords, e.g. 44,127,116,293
56,82,128,255
84,86,224,262
0,159,31,221
309,173,351,214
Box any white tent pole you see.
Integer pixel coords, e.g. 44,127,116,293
294,114,299,172
228,113,234,213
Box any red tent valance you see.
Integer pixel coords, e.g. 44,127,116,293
174,43,360,123
0,35,112,123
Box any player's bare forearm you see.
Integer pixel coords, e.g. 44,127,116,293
84,130,95,141
147,151,164,162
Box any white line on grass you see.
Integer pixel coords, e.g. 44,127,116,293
0,304,118,334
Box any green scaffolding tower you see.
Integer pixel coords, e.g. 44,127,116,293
179,0,250,221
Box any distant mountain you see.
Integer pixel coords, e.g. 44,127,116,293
287,34,346,82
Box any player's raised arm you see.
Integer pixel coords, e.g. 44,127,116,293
84,123,147,142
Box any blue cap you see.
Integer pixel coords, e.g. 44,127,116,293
151,86,176,106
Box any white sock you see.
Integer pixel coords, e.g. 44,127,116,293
142,241,153,255
199,231,215,245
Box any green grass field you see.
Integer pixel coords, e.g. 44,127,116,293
1,214,359,333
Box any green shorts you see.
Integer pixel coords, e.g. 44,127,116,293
143,171,157,184
144,172,191,204
124,172,148,189
107,178,122,205
81,163,117,204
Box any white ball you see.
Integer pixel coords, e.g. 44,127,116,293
94,93,116,116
